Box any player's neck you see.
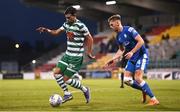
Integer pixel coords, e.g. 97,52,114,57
119,26,123,32
68,18,77,25
73,18,77,22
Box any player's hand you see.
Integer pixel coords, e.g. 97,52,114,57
36,27,49,33
67,32,74,41
103,59,116,71
125,51,133,59
87,53,96,60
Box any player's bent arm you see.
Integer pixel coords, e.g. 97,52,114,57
84,33,95,58
130,35,144,54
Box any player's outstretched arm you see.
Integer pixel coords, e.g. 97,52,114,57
36,27,64,36
112,46,124,61
103,46,124,70
84,33,96,59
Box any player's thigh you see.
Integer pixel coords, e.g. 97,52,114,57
63,68,76,79
63,56,83,78
124,60,135,76
63,63,81,78
134,57,148,82
135,56,148,74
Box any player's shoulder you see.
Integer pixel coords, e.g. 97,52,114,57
64,21,68,25
123,26,135,32
75,19,87,29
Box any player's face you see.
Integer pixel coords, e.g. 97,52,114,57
65,14,76,23
109,20,121,32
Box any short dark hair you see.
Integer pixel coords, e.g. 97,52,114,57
108,14,121,23
64,6,77,16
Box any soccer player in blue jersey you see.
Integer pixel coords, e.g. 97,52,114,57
104,14,159,105
36,6,95,104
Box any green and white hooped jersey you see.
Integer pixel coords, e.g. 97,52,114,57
60,19,89,57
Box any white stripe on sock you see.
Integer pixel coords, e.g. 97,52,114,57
140,80,146,87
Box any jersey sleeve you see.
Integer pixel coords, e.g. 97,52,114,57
59,23,66,31
128,27,139,39
80,24,90,36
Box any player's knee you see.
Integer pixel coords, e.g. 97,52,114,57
64,76,70,82
53,67,61,75
65,78,71,84
53,67,61,77
123,77,133,86
73,73,82,80
134,77,143,84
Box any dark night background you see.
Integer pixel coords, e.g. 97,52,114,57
0,0,97,67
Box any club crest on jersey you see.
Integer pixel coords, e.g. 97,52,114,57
69,64,75,68
124,34,127,38
123,41,130,46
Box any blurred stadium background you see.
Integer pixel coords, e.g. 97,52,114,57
0,0,180,111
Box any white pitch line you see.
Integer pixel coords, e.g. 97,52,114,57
71,90,81,93
70,89,106,94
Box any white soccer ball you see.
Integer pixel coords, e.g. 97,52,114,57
49,94,63,107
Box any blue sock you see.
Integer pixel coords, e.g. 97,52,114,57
130,80,142,91
140,81,154,98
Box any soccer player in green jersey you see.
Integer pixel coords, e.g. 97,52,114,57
36,6,95,104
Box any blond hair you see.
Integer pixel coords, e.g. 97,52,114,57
108,14,121,23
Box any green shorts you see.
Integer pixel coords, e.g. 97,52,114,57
57,54,83,78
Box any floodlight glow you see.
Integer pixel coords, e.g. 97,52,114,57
32,60,36,64
15,44,20,49
106,1,116,5
72,5,81,10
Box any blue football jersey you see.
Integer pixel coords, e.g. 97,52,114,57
116,26,148,62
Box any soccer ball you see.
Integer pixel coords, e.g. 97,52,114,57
49,94,63,107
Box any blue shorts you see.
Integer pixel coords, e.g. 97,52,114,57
125,55,149,74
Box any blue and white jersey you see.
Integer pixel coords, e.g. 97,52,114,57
116,26,148,62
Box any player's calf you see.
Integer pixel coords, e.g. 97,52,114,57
66,78,91,103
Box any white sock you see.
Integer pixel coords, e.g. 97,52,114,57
64,91,71,95
151,96,156,100
139,80,146,87
81,86,87,92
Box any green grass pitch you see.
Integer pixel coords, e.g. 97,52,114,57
0,79,180,111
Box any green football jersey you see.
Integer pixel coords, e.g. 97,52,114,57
60,19,90,57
